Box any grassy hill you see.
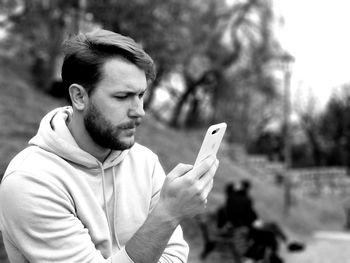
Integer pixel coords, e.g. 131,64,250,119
0,57,346,262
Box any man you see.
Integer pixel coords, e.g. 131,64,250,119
0,29,219,263
225,180,257,229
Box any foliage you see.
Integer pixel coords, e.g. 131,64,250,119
0,0,85,90
247,130,284,161
1,0,284,147
292,84,350,168
88,0,198,72
295,95,327,166
319,85,350,168
168,0,283,143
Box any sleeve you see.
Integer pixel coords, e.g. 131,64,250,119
149,158,189,263
0,172,132,263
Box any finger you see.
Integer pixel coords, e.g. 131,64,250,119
198,159,219,185
189,156,217,180
195,160,218,199
199,198,208,211
166,163,193,181
201,179,214,200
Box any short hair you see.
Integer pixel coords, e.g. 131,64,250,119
240,179,251,191
61,29,156,98
225,183,235,196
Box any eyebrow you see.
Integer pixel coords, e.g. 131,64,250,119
113,86,148,95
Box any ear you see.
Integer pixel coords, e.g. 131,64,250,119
69,84,88,111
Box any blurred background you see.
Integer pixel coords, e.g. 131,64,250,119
1,0,350,262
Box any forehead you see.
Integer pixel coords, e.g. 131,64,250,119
97,57,147,92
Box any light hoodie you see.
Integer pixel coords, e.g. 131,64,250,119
0,107,189,263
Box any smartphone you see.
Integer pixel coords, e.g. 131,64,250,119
194,122,227,167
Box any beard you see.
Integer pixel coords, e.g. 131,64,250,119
84,102,140,150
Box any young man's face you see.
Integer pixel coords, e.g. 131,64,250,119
84,57,147,150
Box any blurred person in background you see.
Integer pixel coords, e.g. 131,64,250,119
200,179,293,262
199,180,258,262
219,179,258,262
0,29,219,263
222,179,257,230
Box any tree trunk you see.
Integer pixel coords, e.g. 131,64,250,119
44,14,65,93
144,66,165,110
185,95,201,128
170,80,197,127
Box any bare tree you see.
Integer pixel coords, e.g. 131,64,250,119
295,94,325,166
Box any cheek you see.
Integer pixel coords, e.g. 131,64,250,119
104,103,129,123
93,94,131,122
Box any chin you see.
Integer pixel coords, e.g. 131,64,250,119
124,141,135,149
116,138,135,150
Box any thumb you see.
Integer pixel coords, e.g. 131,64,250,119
166,163,193,181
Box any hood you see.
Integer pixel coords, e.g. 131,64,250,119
29,106,129,169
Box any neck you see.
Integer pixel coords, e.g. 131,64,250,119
67,111,112,162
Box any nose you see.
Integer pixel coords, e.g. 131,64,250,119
128,96,145,118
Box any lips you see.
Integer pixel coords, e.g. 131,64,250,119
119,120,140,130
122,125,136,130
122,126,136,137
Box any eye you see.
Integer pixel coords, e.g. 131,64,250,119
114,94,128,99
139,92,145,99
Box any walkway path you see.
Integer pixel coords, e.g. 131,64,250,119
285,231,350,263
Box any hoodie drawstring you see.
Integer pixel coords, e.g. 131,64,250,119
112,167,121,248
98,162,121,249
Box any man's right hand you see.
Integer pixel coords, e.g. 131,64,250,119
124,156,218,263
157,156,219,225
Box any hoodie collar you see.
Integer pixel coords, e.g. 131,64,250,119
29,106,129,169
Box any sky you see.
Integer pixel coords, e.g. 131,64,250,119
275,0,350,110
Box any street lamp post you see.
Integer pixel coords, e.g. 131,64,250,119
280,52,294,215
